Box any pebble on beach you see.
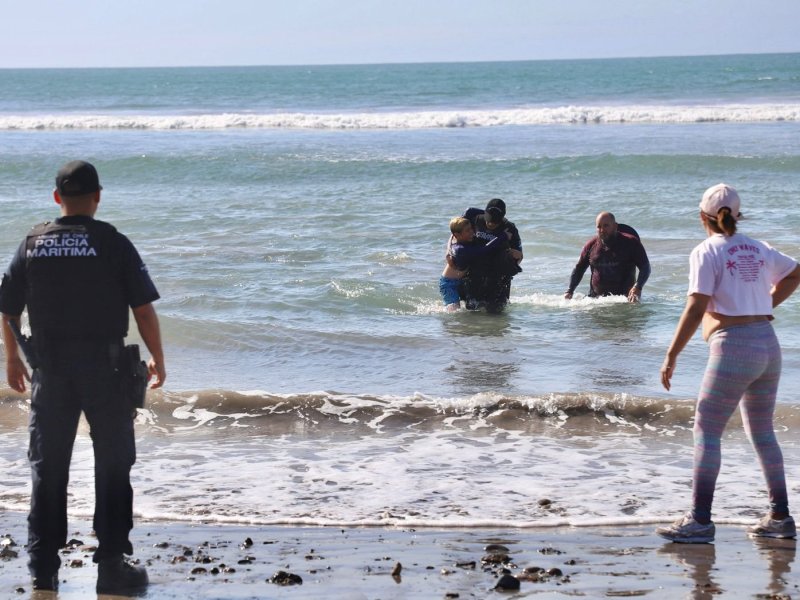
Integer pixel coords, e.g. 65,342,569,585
517,564,569,583
1,536,19,561
269,570,303,586
1,524,582,595
484,543,509,552
494,573,521,591
481,552,512,566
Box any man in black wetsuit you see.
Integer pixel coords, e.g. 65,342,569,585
460,198,523,312
564,211,650,302
0,161,166,595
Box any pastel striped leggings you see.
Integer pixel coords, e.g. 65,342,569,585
692,321,788,522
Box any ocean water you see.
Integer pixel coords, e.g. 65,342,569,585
1,53,800,529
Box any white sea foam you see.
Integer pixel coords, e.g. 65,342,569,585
1,422,793,529
512,292,629,308
2,394,795,529
1,104,798,130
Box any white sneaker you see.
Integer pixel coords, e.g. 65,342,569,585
656,512,715,544
746,515,796,539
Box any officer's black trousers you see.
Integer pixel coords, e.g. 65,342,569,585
27,340,135,577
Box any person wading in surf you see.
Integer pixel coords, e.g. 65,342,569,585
565,211,650,302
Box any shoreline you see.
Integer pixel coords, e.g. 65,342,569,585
2,511,798,598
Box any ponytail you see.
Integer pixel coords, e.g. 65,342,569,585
716,207,737,236
703,207,738,236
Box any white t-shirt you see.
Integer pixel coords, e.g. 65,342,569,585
688,232,797,316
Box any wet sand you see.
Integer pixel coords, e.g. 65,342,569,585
1,511,798,598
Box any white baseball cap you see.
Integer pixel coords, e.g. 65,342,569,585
700,183,742,221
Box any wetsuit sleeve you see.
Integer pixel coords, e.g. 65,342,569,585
0,241,28,317
567,240,592,294
117,234,160,308
633,239,651,289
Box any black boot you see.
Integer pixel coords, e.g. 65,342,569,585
31,572,59,591
96,556,148,594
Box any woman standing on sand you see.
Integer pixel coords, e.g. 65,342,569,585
657,183,800,544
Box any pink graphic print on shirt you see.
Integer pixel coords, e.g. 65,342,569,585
726,243,764,282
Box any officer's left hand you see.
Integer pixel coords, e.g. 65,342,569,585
6,356,30,393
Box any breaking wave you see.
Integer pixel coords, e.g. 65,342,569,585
1,104,798,130
3,388,795,438
6,388,800,437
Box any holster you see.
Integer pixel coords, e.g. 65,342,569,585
121,344,148,409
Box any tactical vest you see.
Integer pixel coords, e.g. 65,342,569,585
25,219,129,340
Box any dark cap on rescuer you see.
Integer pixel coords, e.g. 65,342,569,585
486,198,506,215
485,198,506,224
55,160,102,197
485,207,504,224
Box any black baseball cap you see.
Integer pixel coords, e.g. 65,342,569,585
55,160,102,197
485,206,504,224
485,198,506,217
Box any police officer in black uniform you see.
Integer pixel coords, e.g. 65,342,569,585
0,160,166,594
460,198,524,312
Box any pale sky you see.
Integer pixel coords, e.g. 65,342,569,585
2,0,798,68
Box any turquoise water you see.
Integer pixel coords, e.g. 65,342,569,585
0,54,799,528
2,54,799,114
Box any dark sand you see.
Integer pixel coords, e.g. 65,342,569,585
1,511,798,598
